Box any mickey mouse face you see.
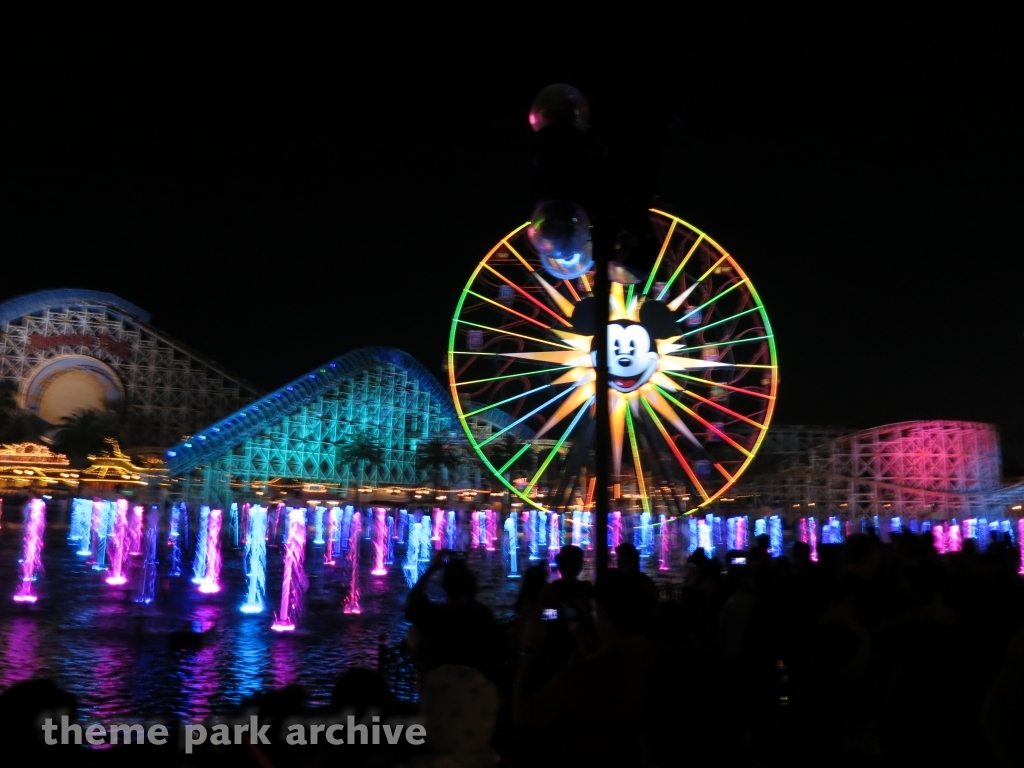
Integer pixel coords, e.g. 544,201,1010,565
591,322,659,393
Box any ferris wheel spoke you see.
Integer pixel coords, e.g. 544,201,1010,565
665,372,775,400
497,443,533,474
454,366,573,388
478,386,576,448
640,397,710,502
642,219,678,296
465,290,554,330
675,387,766,429
681,306,762,338
457,320,576,350
464,386,552,418
658,234,705,300
677,278,750,325
625,406,651,514
653,385,754,456
523,396,593,495
481,263,572,327
563,280,581,302
676,335,772,355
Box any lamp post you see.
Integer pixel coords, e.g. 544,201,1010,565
527,84,613,573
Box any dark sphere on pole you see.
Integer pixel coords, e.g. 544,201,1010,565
529,84,590,133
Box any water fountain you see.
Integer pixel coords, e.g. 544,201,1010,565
230,503,239,549
325,506,339,565
485,509,497,551
548,512,560,557
105,499,130,586
610,511,622,551
769,515,783,558
397,509,408,544
1018,519,1024,575
445,510,457,550
91,501,115,571
538,510,548,555
581,511,592,549
528,510,540,561
571,512,581,546
505,513,519,578
933,522,947,554
343,511,362,615
386,514,395,566
13,498,45,603
267,503,282,547
403,521,422,587
129,505,144,556
191,506,210,584
636,511,652,557
241,505,268,614
136,508,160,604
272,508,308,631
371,508,388,576
687,515,698,555
659,514,671,571
948,522,962,553
69,498,91,545
471,511,480,548
240,502,250,546
431,508,444,546
168,503,183,577
313,506,326,545
199,508,223,593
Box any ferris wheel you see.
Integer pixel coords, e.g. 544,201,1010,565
448,208,777,516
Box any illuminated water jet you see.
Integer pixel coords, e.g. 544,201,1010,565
230,503,239,549
471,511,481,548
272,508,308,631
343,511,362,615
485,509,496,551
659,514,671,571
403,521,422,587
168,503,183,577
325,506,339,565
198,508,223,593
128,504,144,556
91,501,115,571
135,508,160,604
13,498,45,603
371,508,388,576
505,513,519,578
192,506,210,584
69,498,90,545
105,499,130,586
313,506,326,545
241,505,267,614
386,514,395,565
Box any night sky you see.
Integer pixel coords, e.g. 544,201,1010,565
4,19,1023,467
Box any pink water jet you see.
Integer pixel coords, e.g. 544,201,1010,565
128,505,144,556
240,503,251,545
1018,519,1024,575
485,510,497,551
344,511,363,615
271,508,308,631
610,511,622,551
199,508,223,593
659,514,671,571
808,518,819,563
325,506,338,565
948,523,962,553
13,499,46,603
933,523,947,554
370,508,388,576
432,508,444,546
471,511,480,548
105,499,130,586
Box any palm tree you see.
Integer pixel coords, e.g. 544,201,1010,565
337,429,385,494
416,437,462,489
52,409,119,468
0,382,35,444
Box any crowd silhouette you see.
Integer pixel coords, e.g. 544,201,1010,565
2,527,1023,767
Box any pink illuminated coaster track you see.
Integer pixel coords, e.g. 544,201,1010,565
448,209,778,516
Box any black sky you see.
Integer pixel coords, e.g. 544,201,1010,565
3,16,1023,464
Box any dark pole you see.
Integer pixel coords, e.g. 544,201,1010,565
593,239,610,575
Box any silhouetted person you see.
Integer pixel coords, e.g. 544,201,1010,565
515,564,549,620
405,550,503,682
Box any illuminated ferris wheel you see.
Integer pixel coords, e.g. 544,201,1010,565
448,208,777,515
